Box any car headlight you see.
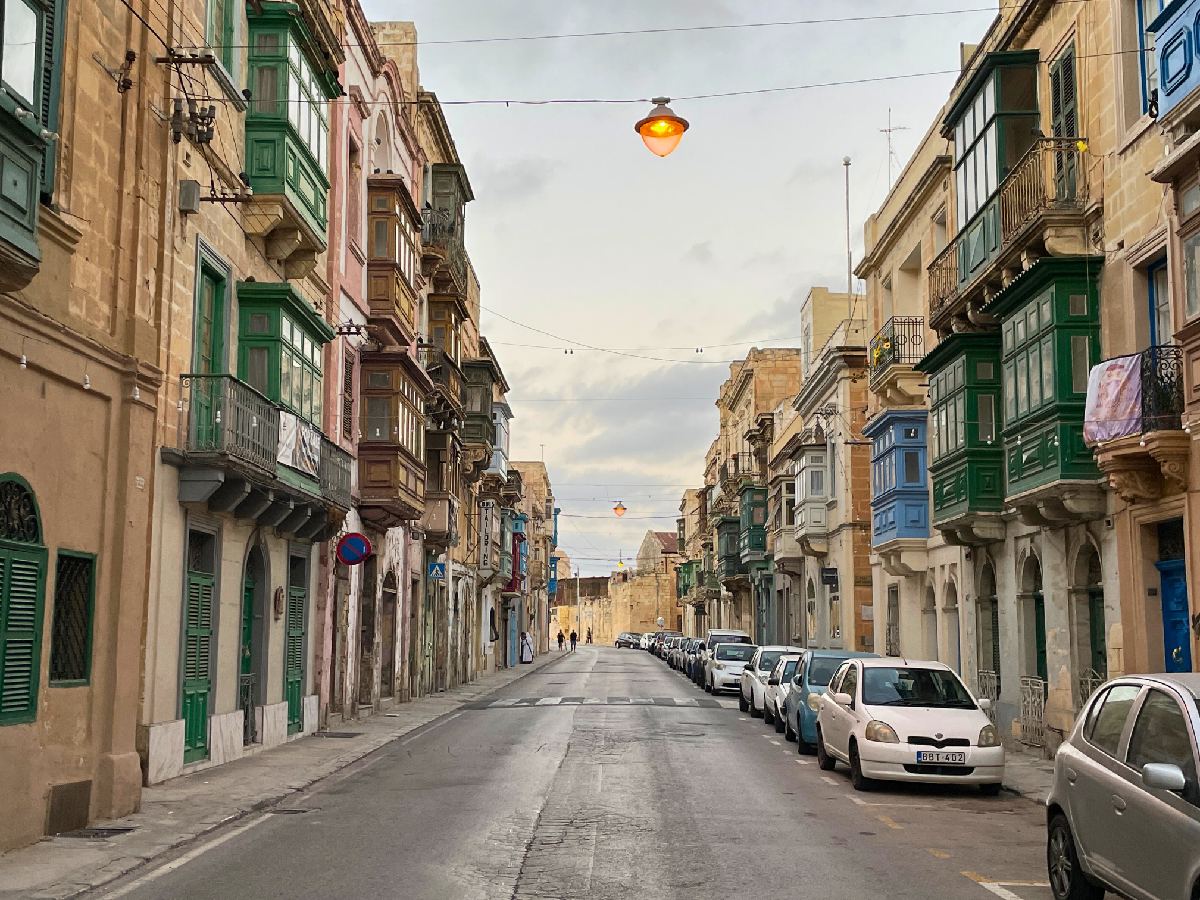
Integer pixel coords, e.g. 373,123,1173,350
977,724,999,748
712,662,724,670
807,693,821,712
864,720,900,743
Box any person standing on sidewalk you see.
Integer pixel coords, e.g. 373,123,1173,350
520,631,535,664
569,630,578,652
557,630,565,652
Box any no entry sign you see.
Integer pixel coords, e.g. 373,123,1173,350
336,532,373,566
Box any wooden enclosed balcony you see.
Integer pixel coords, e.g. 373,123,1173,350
929,137,1091,331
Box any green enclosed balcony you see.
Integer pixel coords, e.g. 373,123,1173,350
919,332,1005,544
738,485,767,563
243,4,340,277
716,517,745,579
676,560,697,600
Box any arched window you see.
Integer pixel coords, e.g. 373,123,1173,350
0,476,47,725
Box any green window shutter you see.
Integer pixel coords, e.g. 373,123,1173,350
1049,45,1078,199
182,571,213,760
39,0,66,202
0,547,48,724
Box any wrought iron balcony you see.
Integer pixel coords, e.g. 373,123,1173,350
869,316,925,387
175,374,352,527
720,452,757,489
421,207,468,293
417,345,464,414
1141,344,1185,432
929,137,1089,325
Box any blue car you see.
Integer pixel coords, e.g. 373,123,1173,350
783,649,878,752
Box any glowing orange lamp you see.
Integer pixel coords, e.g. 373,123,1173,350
613,501,627,517
635,97,689,157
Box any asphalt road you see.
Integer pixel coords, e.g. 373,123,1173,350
97,646,1053,900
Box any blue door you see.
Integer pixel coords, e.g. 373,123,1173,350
506,602,519,668
1155,559,1192,673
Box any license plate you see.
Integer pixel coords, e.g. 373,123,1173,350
916,751,966,764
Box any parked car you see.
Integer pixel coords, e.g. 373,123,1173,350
699,629,751,684
683,639,705,679
815,657,1003,793
783,650,878,751
705,643,758,694
615,632,641,649
670,637,692,671
739,645,804,716
639,633,653,650
1045,673,1200,900
658,632,682,659
763,654,803,731
690,641,710,685
666,636,685,668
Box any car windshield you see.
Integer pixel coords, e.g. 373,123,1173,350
807,657,843,686
716,644,756,661
757,650,784,671
861,666,976,708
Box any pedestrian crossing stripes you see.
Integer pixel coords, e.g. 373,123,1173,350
464,696,725,710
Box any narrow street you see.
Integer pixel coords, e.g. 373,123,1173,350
96,647,1051,900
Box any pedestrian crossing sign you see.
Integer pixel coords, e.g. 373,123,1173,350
428,562,446,580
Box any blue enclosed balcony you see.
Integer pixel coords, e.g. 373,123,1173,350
863,409,930,575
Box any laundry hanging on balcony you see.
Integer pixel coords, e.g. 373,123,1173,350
277,411,321,477
1083,354,1141,445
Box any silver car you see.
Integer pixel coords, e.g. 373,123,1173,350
1046,673,1200,900
704,643,757,694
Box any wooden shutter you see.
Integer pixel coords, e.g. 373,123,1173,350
39,0,65,201
341,350,355,440
284,587,305,733
0,548,47,723
182,572,214,761
1050,46,1078,200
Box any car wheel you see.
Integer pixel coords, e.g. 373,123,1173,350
705,678,713,694
784,715,796,742
750,695,762,718
815,728,836,771
738,691,748,713
774,707,785,734
763,700,774,725
1047,813,1104,900
849,743,874,792
797,733,813,755
979,782,1002,797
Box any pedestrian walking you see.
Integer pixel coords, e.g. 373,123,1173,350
586,628,593,645
520,631,534,664
569,630,578,652
557,630,565,652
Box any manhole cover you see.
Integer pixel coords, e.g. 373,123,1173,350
58,826,137,839
315,732,361,738
267,808,311,815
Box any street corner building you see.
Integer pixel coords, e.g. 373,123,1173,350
0,0,557,851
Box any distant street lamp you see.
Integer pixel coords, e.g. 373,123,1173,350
613,500,627,517
635,97,689,157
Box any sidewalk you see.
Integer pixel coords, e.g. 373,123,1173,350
0,653,560,900
1002,745,1056,804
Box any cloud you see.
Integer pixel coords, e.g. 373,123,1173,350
682,241,714,264
471,156,561,207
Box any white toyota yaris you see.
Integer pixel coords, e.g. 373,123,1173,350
815,657,1004,794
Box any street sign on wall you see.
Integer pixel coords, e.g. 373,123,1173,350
335,533,372,566
428,561,447,581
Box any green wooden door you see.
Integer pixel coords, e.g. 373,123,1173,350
182,572,214,763
241,576,254,678
284,586,305,734
1050,45,1078,199
1034,591,1048,684
0,546,47,725
1087,588,1107,676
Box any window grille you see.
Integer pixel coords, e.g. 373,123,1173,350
50,553,93,682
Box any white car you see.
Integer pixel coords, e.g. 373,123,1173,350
815,657,1004,794
739,645,804,717
763,654,803,733
705,643,758,694
639,633,652,650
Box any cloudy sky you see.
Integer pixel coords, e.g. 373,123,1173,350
365,0,997,574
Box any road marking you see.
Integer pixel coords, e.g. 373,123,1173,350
962,872,1052,899
101,815,270,897
769,740,782,746
926,849,951,859
795,759,813,766
876,814,903,830
760,734,774,739
535,697,562,706
821,776,840,786
849,796,945,810
489,698,521,707
594,764,603,796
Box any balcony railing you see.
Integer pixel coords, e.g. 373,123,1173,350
930,137,1088,318
720,452,756,486
421,207,467,291
183,374,279,472
181,374,352,509
869,316,924,386
1140,344,1185,432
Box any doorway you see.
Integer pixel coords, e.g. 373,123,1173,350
1157,517,1191,672
944,580,961,673
330,566,349,716
380,572,397,698
240,544,267,745
358,556,377,708
922,585,938,661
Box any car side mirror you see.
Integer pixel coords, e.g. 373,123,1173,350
977,698,992,711
1142,763,1188,792
792,675,803,686
831,691,853,707
768,676,780,686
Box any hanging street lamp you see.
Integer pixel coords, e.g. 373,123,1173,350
613,500,627,517
635,97,689,157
